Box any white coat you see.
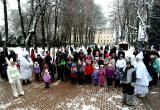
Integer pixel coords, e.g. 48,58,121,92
19,55,33,80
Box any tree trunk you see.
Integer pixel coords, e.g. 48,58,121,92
17,0,26,47
41,12,46,50
38,0,46,50
53,0,58,44
3,0,8,49
85,25,88,45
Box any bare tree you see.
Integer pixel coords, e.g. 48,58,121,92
3,0,8,48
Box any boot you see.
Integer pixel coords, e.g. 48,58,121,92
27,79,32,84
122,94,127,104
22,80,27,85
45,82,50,88
126,95,134,106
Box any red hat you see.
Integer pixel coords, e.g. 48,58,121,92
105,53,110,57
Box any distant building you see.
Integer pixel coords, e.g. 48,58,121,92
94,28,113,45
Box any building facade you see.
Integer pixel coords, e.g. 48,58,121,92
94,28,113,45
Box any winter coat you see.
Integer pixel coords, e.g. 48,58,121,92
125,67,136,84
31,52,36,63
85,64,94,75
92,70,98,80
43,74,51,82
106,67,114,78
98,68,106,85
5,57,21,83
151,58,160,73
34,65,41,74
7,65,21,82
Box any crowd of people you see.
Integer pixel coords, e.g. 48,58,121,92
0,45,160,106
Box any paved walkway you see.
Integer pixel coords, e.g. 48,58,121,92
0,79,160,110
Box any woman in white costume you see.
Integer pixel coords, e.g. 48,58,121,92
134,52,152,97
6,57,24,97
19,51,33,85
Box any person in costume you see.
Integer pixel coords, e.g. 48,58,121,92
19,51,33,85
6,57,24,97
134,52,152,97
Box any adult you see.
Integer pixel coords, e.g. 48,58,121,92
36,54,43,72
0,50,8,80
150,51,160,85
118,48,125,59
134,52,152,97
19,51,33,85
30,49,36,63
6,57,24,97
87,47,92,55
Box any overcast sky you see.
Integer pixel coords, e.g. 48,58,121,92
0,0,113,26
94,0,114,18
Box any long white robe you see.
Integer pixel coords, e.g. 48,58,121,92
19,55,33,80
134,61,152,95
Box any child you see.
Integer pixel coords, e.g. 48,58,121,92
92,60,99,69
92,66,99,85
98,65,106,86
6,57,24,97
33,61,41,81
98,57,104,67
105,63,115,87
122,61,136,106
70,63,78,83
85,60,94,83
43,69,51,88
77,60,85,85
59,58,67,82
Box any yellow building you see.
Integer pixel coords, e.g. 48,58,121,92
94,28,113,45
